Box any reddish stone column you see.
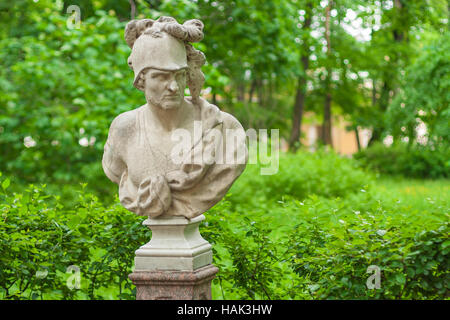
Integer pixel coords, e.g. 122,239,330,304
129,264,218,300
128,215,218,300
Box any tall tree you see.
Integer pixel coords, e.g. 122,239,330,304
365,0,448,145
321,0,333,146
289,1,313,151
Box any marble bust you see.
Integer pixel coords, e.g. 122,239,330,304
102,16,247,219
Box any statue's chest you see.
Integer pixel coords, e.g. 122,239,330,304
123,106,197,186
125,133,189,186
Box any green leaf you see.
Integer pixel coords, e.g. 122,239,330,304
308,284,320,292
2,178,10,190
394,273,406,285
442,240,450,249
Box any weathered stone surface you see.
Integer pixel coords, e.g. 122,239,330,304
129,265,219,300
134,214,212,271
102,16,248,220
102,15,244,300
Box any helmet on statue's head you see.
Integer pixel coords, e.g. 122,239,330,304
128,31,188,91
125,16,205,96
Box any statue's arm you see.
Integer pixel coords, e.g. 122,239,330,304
221,111,248,170
102,117,128,185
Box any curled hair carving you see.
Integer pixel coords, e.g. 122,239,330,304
124,16,206,102
124,16,204,48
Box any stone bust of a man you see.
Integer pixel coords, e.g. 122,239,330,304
102,16,247,219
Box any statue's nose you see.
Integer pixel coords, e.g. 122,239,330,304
168,79,178,93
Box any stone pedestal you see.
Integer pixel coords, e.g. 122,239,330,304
129,214,218,300
129,264,218,300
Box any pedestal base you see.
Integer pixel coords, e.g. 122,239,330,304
129,264,219,300
134,214,212,272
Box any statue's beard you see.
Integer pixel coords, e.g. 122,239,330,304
148,94,183,110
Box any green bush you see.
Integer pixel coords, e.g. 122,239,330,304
354,142,450,179
1,149,448,300
204,199,306,300
228,149,371,211
386,32,450,146
284,193,449,299
0,175,149,300
207,151,449,300
0,10,139,196
207,179,449,299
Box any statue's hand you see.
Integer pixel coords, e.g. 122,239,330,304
136,175,172,218
166,170,189,191
166,164,204,191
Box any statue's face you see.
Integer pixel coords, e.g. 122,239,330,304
143,68,186,110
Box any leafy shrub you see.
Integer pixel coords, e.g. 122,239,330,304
0,175,149,299
1,148,448,300
354,142,450,179
204,199,306,300
205,150,449,299
386,32,450,146
0,10,139,196
228,149,371,210
285,192,449,299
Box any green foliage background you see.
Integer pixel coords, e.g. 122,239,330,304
0,0,448,300
1,152,448,300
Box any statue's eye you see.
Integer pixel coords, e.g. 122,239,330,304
176,71,186,79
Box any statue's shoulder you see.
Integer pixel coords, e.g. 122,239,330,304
194,97,244,132
109,107,141,137
220,110,245,131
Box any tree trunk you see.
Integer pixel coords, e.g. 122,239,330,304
369,0,406,146
288,77,307,151
267,80,274,108
248,79,256,104
288,2,312,151
256,79,264,107
322,88,332,146
322,1,333,146
372,78,377,107
393,0,404,40
368,79,389,146
355,126,361,151
129,0,136,20
237,82,245,102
